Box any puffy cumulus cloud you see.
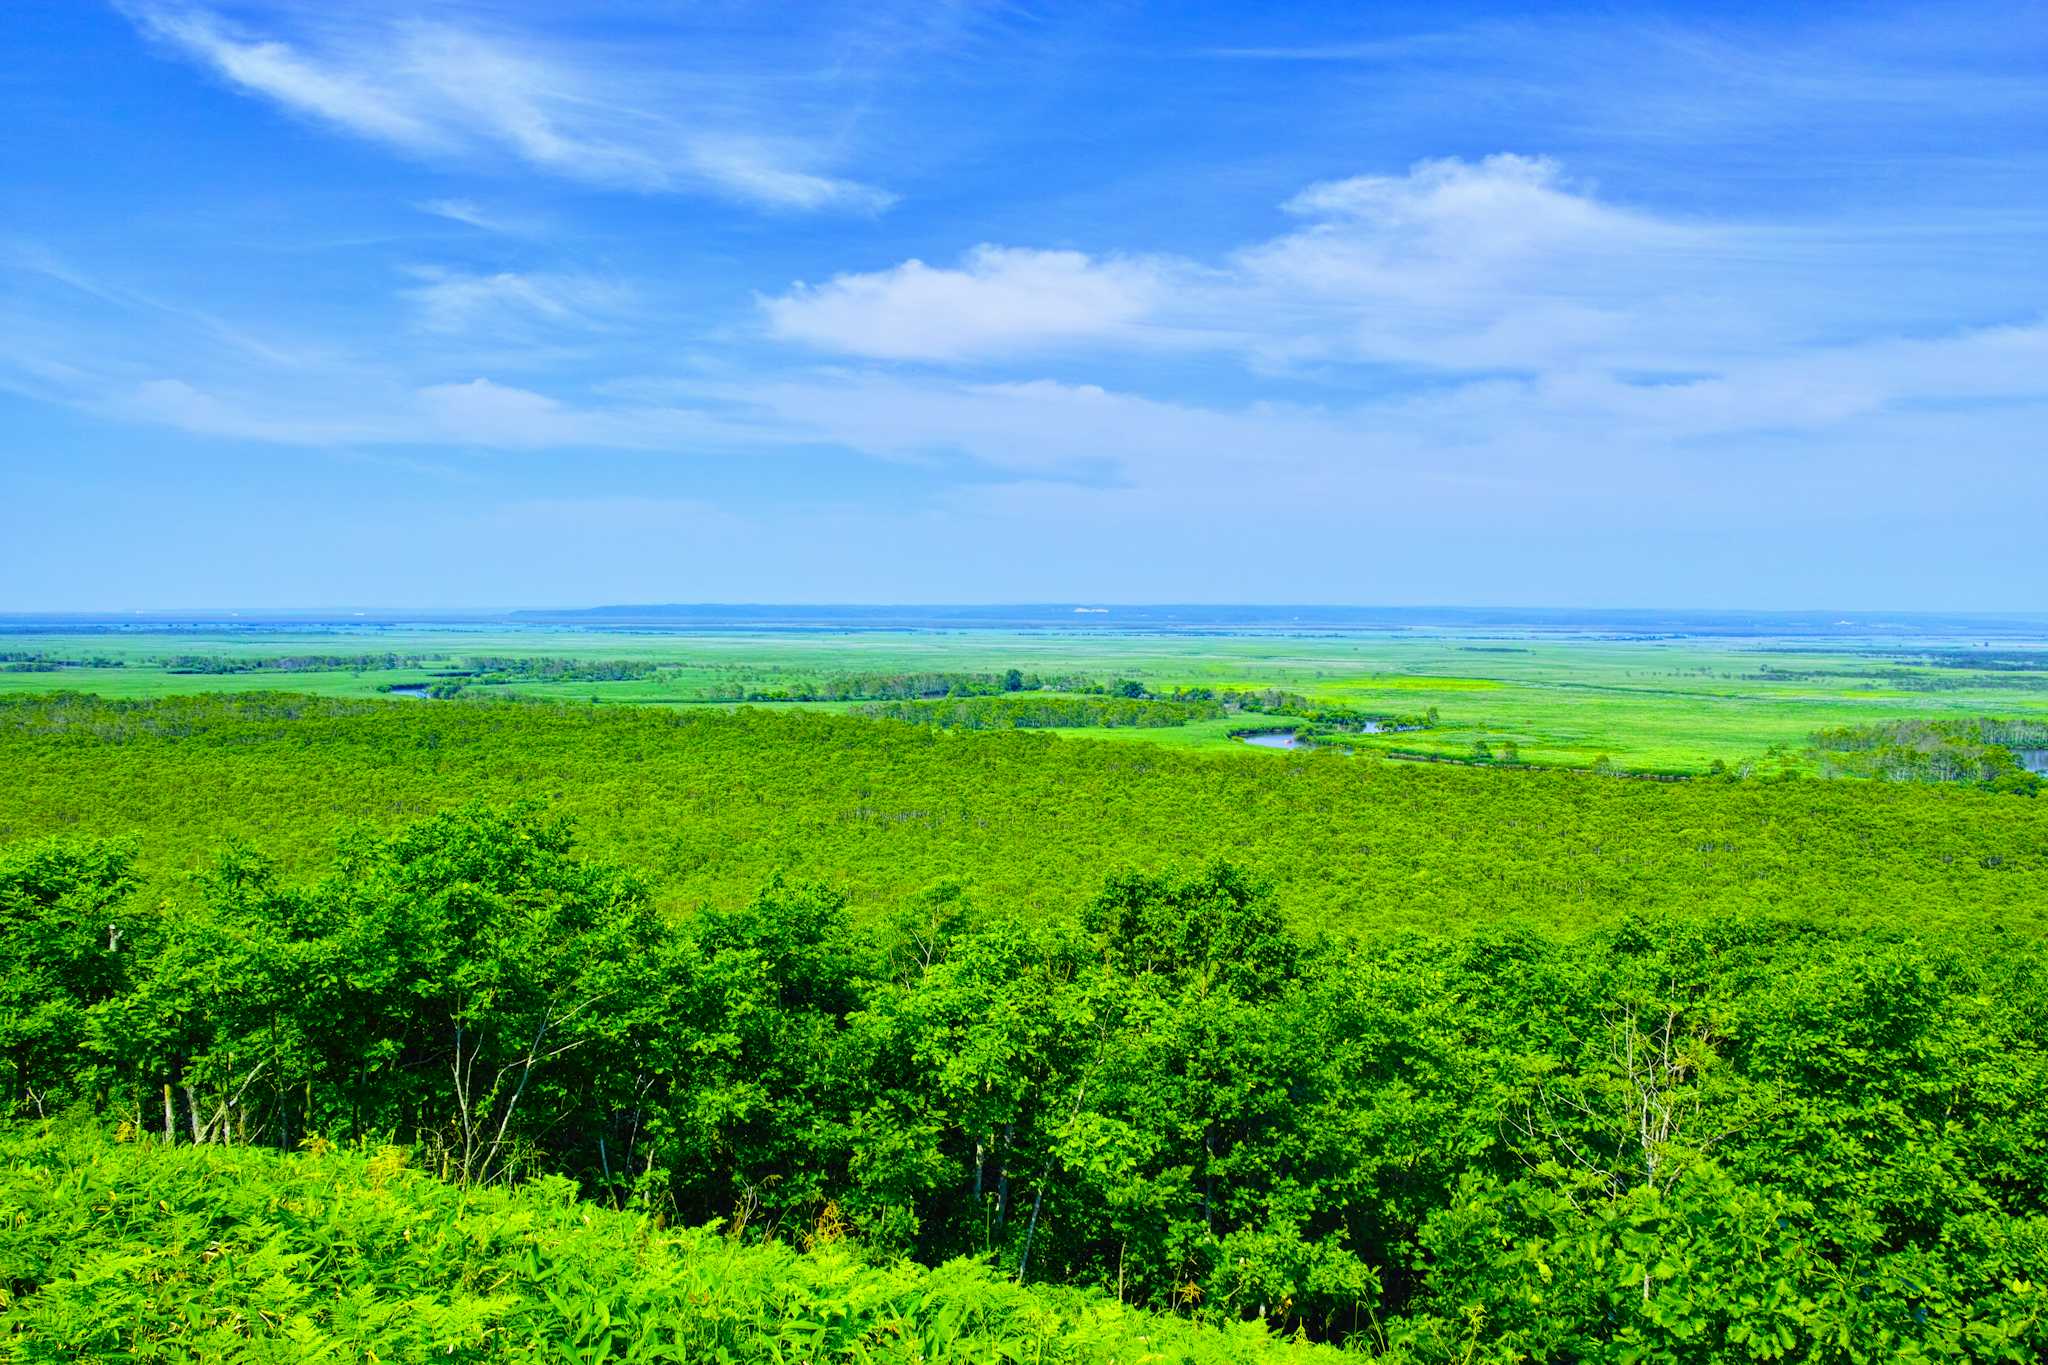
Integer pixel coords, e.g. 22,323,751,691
761,247,1179,360
125,4,892,212
1236,155,1727,371
760,156,1721,372
1266,154,1660,274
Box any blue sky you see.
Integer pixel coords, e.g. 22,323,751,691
4,1,2045,609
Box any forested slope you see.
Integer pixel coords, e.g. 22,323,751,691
1,693,2042,936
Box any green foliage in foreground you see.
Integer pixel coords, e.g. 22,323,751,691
4,809,2047,1359
0,1126,1335,1364
3,693,2045,938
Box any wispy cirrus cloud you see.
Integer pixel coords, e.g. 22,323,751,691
124,3,895,212
686,318,2048,487
400,267,633,337
116,377,387,445
414,198,533,234
90,374,739,452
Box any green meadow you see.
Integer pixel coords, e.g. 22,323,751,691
8,625,2048,773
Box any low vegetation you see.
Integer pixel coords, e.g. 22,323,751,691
0,1125,1334,1363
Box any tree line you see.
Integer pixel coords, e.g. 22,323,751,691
856,695,1226,729
714,669,1130,703
1808,716,2046,792
164,652,431,674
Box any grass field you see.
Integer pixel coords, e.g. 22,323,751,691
6,624,2048,774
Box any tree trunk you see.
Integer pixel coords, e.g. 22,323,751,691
996,1122,1013,1231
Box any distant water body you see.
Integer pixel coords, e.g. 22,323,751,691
5,605,2048,640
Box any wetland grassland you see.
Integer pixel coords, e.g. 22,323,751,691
7,616,2048,775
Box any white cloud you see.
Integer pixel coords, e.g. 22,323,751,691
130,7,443,148
413,378,749,450
93,374,716,451
690,371,1430,497
16,133,2046,550
418,377,574,446
117,378,388,444
759,156,1720,371
415,198,527,233
1288,155,1625,239
1236,155,1724,370
126,4,892,212
400,267,631,336
687,304,2048,513
686,137,897,215
71,309,2048,476
1507,317,2048,438
762,247,1177,360
1251,154,1676,293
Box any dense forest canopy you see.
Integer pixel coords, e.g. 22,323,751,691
3,802,2044,1358
0,693,2042,937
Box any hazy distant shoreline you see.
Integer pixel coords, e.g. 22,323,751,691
4,604,2048,640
